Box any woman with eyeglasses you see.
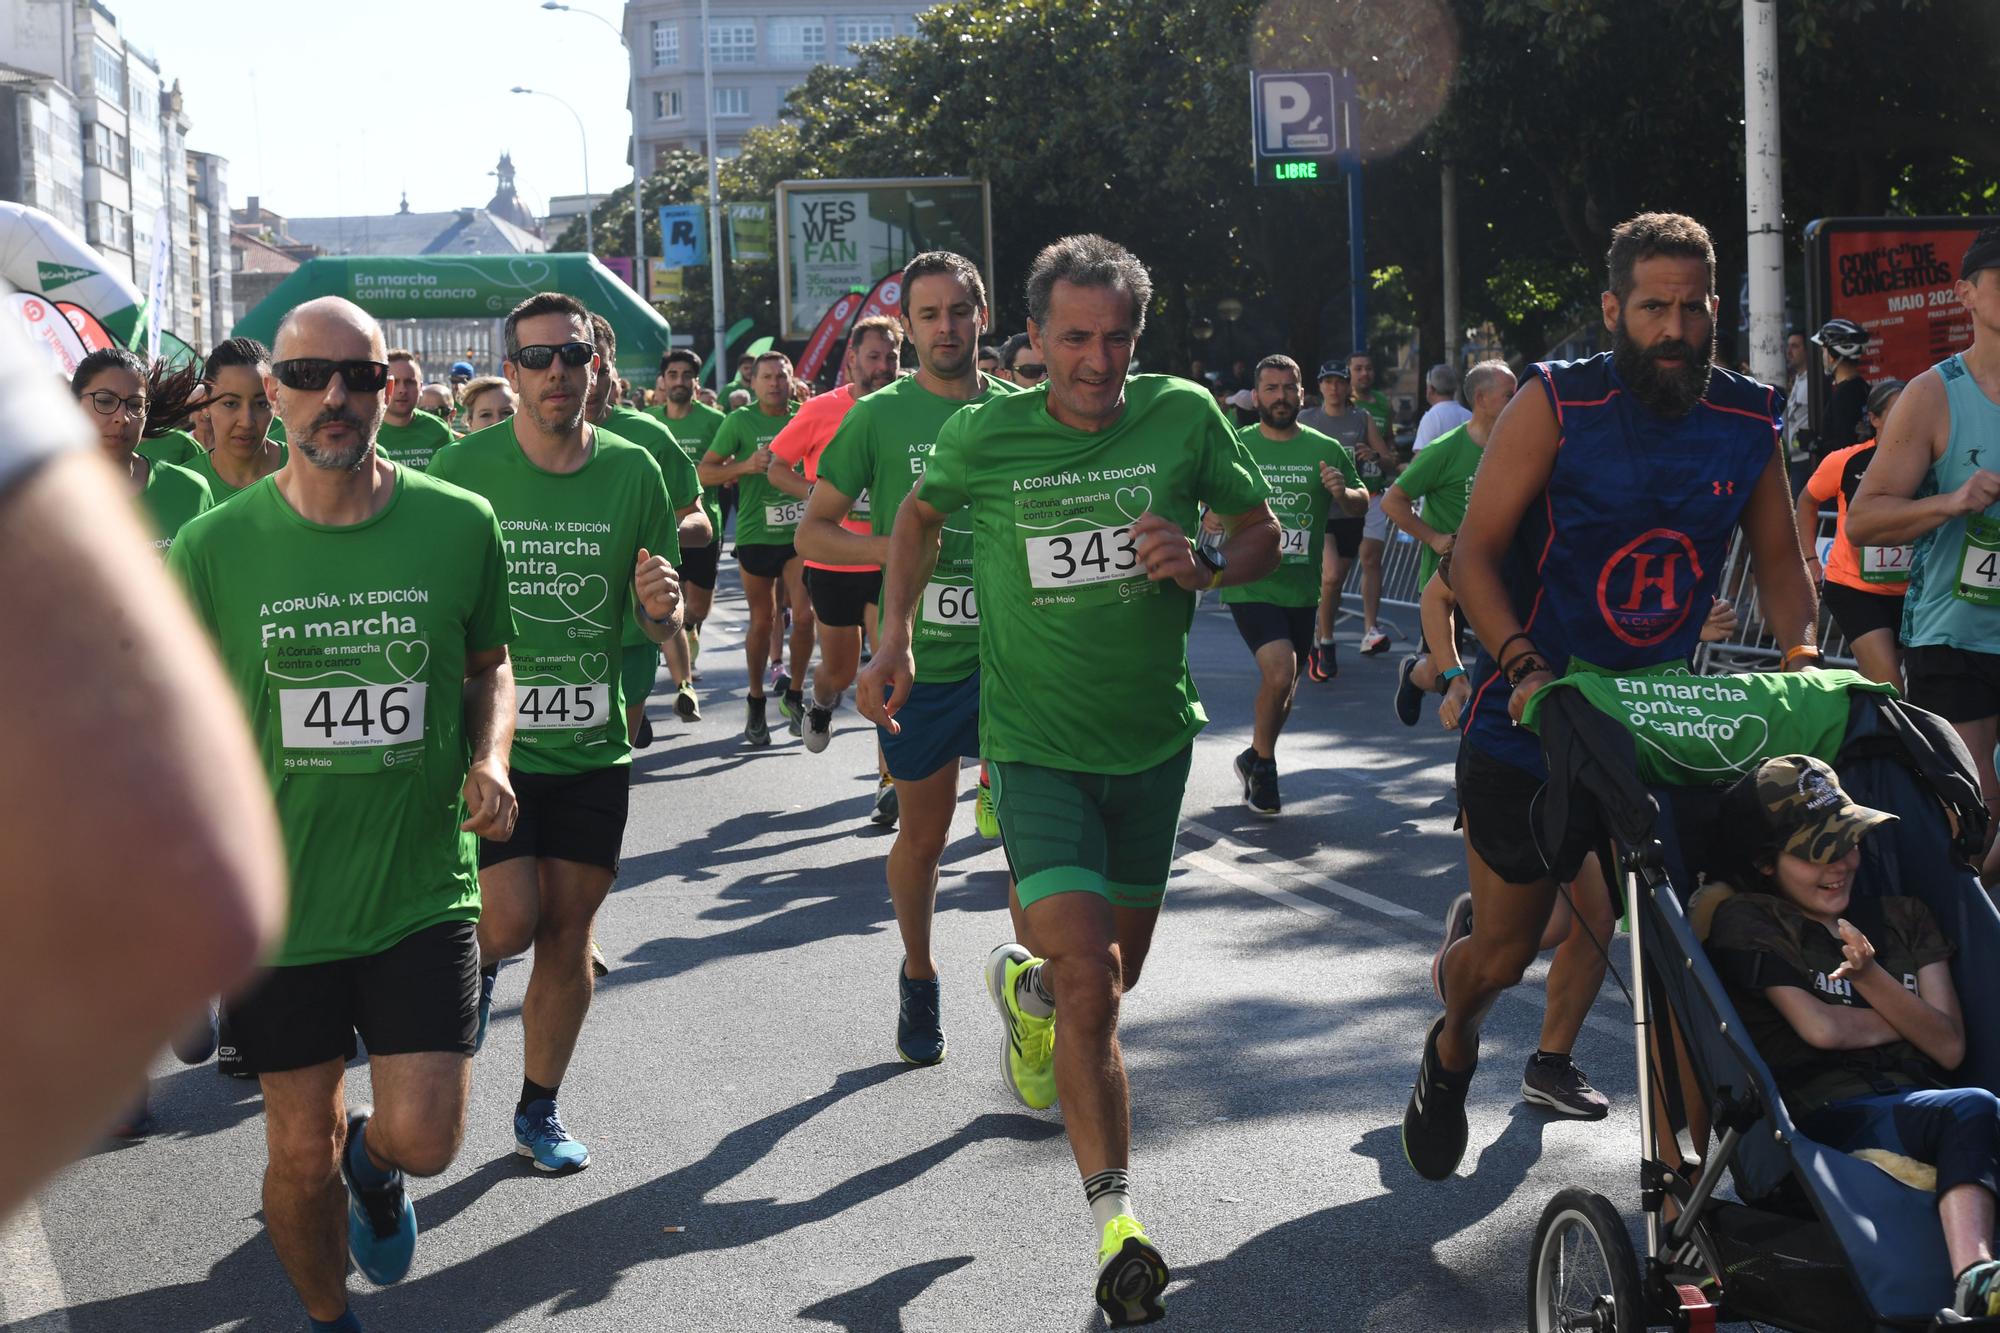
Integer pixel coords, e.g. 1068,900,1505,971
70,348,213,558
184,338,287,501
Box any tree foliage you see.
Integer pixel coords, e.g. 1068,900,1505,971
561,0,2000,374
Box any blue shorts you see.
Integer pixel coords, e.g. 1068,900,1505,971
879,671,981,782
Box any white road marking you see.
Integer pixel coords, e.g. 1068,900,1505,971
0,1199,72,1331
1183,818,1429,922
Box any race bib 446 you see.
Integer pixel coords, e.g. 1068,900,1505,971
265,636,430,772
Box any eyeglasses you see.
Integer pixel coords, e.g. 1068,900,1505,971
82,389,147,417
272,359,391,393
511,342,595,371
1014,363,1048,380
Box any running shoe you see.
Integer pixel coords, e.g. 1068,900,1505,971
514,1098,590,1174
1095,1216,1170,1327
1360,626,1391,656
475,964,498,1053
871,778,899,828
113,1098,154,1138
779,689,802,723
172,999,220,1065
1234,747,1280,817
787,700,804,740
590,938,610,978
975,766,1001,839
985,943,1057,1110
773,669,792,700
675,682,700,722
1394,654,1424,726
804,702,834,752
1402,1014,1474,1181
1309,638,1338,681
342,1110,417,1284
1431,893,1473,1005
745,697,771,748
634,715,655,750
1956,1259,2000,1317
896,962,946,1066
1521,1053,1611,1120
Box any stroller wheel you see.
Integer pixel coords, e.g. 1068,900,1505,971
1528,1188,1646,1333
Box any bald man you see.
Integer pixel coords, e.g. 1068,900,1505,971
168,296,518,1329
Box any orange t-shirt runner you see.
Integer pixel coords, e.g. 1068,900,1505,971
1805,439,1910,595
770,387,876,573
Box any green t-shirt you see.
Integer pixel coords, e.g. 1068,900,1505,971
707,402,800,547
183,443,289,502
1390,422,1482,590
167,467,513,967
137,459,213,553
136,429,200,468
1220,423,1355,608
650,400,727,535
430,421,679,775
819,374,1019,683
269,417,288,444
374,409,455,472
603,406,703,652
918,376,1270,773
1356,386,1393,439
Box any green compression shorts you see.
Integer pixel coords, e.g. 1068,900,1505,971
989,744,1194,911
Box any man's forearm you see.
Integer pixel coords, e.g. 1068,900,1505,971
1216,512,1281,586
767,463,811,499
1847,492,1959,546
797,514,889,568
463,658,515,766
1751,549,1818,652
1384,491,1440,547
1453,539,1526,662
879,501,944,642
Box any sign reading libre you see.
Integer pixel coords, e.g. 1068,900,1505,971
1249,69,1349,188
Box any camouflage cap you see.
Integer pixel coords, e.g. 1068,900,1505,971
1743,754,1898,863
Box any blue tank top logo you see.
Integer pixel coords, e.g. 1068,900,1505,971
1598,528,1706,648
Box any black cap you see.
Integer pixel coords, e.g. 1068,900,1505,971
1316,361,1350,381
1961,227,2000,282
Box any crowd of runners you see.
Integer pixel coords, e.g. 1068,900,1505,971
9,208,2000,1328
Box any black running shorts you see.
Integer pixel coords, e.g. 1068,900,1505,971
1455,741,1603,886
1905,644,2000,723
678,540,720,592
735,542,796,580
806,566,881,628
1327,514,1362,560
477,765,631,872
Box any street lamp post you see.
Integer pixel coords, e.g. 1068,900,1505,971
541,2,643,288
512,86,592,257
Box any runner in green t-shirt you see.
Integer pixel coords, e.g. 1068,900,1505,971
1381,360,1516,727
169,296,517,1322
183,337,287,502
1349,349,1395,438
375,351,455,470
699,354,807,746
68,347,214,552
807,253,1020,1066
652,349,729,667
1214,355,1368,814
586,314,714,743
860,236,1279,1328
428,292,682,1180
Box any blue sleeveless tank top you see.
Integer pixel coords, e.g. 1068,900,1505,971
1899,354,2000,654
1462,353,1781,775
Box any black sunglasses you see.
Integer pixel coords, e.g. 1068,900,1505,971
272,359,391,393
1014,363,1048,379
511,341,595,371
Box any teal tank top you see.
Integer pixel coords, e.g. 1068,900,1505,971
1903,353,2000,653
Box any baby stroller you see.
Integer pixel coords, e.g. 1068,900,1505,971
1521,680,2000,1332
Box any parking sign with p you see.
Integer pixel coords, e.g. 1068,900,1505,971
1251,70,1344,187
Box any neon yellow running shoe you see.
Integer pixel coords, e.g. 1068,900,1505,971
984,943,1056,1109
975,765,1001,840
1095,1216,1169,1326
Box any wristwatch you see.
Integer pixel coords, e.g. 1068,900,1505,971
1192,538,1227,588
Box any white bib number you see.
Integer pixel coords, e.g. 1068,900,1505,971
280,683,427,752
1961,546,2000,591
1025,524,1141,589
922,582,979,626
1278,526,1312,560
516,683,609,730
1861,543,1912,579
850,489,872,520
764,499,807,528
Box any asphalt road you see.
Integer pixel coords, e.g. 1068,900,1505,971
4,580,1652,1333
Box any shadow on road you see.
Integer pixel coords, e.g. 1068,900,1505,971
797,1253,976,1331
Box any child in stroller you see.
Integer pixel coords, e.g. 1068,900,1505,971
1707,753,2000,1320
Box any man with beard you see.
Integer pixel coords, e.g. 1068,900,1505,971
1214,354,1367,815
650,349,729,669
771,314,904,749
429,293,682,1177
169,296,517,1327
374,350,455,470
1401,213,1819,1180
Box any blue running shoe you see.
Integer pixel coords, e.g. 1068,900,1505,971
341,1111,416,1285
896,962,945,1065
474,965,497,1053
172,1000,219,1065
514,1099,590,1174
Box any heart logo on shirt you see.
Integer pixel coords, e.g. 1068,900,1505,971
384,639,430,683
1114,486,1153,524
1269,491,1308,511
555,574,609,622
507,258,553,290
578,652,610,682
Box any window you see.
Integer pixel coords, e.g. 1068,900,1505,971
836,16,898,48
902,14,923,37
650,19,679,67
653,88,683,120
85,201,128,250
713,86,749,117
709,20,756,64
92,44,125,103
767,17,825,63
84,121,124,173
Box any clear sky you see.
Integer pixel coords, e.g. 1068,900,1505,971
111,0,638,221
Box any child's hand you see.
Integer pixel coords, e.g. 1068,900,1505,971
1830,918,1877,981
